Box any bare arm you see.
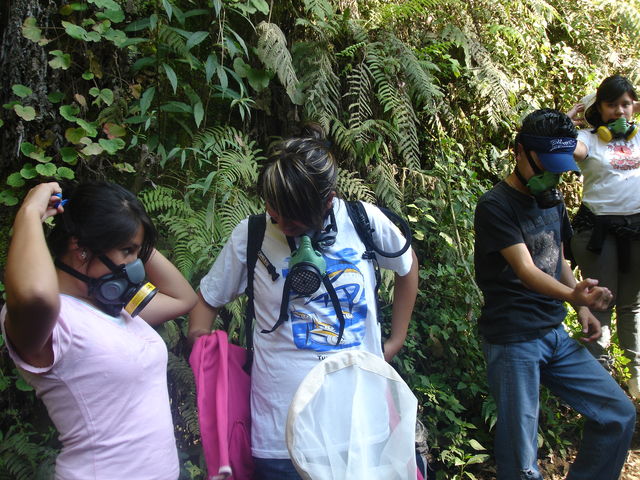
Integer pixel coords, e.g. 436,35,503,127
138,250,198,326
500,243,611,309
384,249,419,362
4,183,64,367
187,292,220,346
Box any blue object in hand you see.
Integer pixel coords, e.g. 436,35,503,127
54,192,68,208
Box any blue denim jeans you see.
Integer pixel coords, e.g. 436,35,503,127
253,457,302,480
483,325,635,480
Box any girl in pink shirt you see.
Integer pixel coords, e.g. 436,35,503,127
1,181,197,480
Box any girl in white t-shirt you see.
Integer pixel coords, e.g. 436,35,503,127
189,124,419,480
1,181,197,479
569,75,640,399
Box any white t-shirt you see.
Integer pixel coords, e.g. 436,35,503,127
0,295,179,480
199,198,413,458
577,129,640,215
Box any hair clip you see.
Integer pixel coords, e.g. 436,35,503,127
54,192,69,208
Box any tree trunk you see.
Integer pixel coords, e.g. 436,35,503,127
0,0,62,181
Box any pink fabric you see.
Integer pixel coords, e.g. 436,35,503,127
190,331,254,480
0,296,179,480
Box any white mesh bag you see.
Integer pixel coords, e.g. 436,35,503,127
286,350,418,480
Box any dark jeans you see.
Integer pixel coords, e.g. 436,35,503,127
253,457,302,480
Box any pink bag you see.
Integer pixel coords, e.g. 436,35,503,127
190,331,254,480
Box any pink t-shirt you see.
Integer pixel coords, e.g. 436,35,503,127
0,295,179,480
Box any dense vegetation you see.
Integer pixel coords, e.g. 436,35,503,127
1,0,639,478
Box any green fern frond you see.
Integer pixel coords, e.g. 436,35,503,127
345,61,374,137
303,0,334,20
300,50,341,133
337,168,375,202
256,22,302,105
371,161,403,212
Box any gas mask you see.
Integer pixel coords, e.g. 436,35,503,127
596,117,638,143
526,170,563,208
286,236,326,295
55,255,158,317
515,133,579,209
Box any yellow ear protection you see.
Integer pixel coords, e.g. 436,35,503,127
596,117,638,142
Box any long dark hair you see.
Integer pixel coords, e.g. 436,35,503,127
48,181,157,262
258,123,337,230
585,75,637,129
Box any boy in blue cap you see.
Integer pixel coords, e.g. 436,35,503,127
474,109,635,479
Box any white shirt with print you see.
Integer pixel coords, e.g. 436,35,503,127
199,198,413,458
577,128,640,215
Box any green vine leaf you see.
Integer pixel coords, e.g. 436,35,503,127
82,72,95,80
65,127,87,144
49,50,72,70
114,162,136,173
48,91,65,103
97,9,125,23
80,142,105,155
60,147,78,164
0,190,19,206
6,172,25,187
35,163,57,177
12,84,33,98
89,0,121,11
102,28,127,46
60,3,89,15
20,142,37,157
56,166,75,180
20,163,38,179
21,17,48,45
103,123,126,138
98,138,125,154
76,119,98,137
60,104,80,122
89,88,114,106
14,104,36,121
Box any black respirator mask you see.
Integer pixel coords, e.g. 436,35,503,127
55,255,157,317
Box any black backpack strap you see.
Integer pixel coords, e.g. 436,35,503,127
244,213,266,371
345,200,382,302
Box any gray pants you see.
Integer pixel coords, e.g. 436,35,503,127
571,228,640,378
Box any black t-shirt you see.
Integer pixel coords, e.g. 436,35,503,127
474,181,572,343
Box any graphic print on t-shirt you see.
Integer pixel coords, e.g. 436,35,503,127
290,247,367,352
608,143,640,171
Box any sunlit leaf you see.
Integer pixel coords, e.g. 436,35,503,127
35,163,57,177
56,166,75,179
49,50,71,70
14,104,36,121
21,17,42,43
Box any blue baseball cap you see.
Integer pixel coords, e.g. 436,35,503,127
519,134,579,173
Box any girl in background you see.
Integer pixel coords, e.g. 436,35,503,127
570,74,640,399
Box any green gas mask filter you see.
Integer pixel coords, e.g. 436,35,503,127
596,117,639,143
515,149,564,209
287,235,326,295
